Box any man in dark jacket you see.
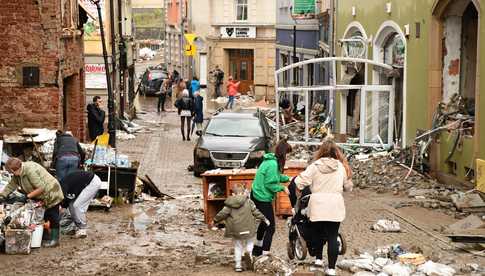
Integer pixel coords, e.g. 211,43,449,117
87,96,105,141
60,170,101,238
52,131,86,181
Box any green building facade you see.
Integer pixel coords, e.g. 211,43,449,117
335,0,483,185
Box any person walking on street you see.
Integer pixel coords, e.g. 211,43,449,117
213,65,224,98
213,185,270,272
175,83,194,141
87,96,105,141
60,170,102,238
226,76,240,109
192,90,204,135
191,76,201,96
158,78,169,113
51,131,86,182
0,158,64,247
251,139,292,256
294,140,353,275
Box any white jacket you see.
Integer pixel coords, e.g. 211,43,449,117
295,158,353,222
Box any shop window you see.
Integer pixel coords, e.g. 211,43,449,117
236,0,248,21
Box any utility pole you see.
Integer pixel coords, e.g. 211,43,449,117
93,0,116,148
118,0,126,118
179,0,184,78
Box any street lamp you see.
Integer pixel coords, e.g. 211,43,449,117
91,0,116,148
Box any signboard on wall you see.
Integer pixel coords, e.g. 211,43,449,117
292,0,316,19
85,64,107,89
220,26,256,39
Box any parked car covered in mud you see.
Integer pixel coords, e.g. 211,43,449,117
193,110,273,176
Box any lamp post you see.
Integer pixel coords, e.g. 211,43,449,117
91,0,116,148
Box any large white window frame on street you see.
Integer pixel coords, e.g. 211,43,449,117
275,57,395,147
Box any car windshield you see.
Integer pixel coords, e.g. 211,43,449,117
151,71,167,79
205,118,263,137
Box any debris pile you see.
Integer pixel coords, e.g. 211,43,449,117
253,254,295,276
336,244,479,276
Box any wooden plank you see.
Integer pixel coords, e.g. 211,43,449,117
144,175,175,199
451,193,485,210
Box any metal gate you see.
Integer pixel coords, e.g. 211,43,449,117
274,57,395,147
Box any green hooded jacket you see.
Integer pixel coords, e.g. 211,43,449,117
251,153,290,202
213,195,267,239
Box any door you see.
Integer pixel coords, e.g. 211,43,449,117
229,49,254,94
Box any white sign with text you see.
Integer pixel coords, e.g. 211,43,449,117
220,26,256,39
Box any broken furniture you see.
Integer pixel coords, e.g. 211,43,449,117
201,161,307,224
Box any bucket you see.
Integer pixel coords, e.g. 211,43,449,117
31,224,44,248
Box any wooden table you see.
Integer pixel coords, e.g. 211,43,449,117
202,161,307,224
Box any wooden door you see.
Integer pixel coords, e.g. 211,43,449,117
229,49,254,94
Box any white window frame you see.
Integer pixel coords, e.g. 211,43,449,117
236,0,248,22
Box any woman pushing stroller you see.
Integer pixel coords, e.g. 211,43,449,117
294,140,353,276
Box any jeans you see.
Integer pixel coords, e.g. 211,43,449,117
311,221,341,269
226,96,235,109
69,175,101,229
56,155,80,182
251,194,275,252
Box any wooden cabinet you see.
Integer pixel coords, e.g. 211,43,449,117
202,161,307,225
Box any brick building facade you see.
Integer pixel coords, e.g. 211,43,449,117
0,0,88,140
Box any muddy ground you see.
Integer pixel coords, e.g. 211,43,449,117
0,66,483,275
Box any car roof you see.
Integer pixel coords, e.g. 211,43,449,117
212,111,260,120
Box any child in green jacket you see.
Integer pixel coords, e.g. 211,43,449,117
213,185,269,272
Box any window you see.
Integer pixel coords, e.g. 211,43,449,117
236,0,248,21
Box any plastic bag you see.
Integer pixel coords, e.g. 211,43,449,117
382,262,413,276
417,261,456,276
372,219,401,232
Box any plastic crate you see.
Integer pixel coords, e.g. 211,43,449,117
5,229,32,254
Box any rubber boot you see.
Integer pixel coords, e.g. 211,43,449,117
43,228,60,248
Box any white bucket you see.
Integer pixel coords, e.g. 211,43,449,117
31,224,44,248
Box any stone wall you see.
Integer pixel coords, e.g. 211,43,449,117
0,0,85,140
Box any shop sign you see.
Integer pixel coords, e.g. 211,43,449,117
292,0,316,19
220,26,256,39
85,64,107,89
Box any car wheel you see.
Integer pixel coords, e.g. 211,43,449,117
193,155,202,177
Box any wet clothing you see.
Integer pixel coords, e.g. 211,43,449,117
87,103,105,141
56,155,81,182
0,161,64,209
213,194,266,239
225,96,235,109
295,158,352,222
251,153,289,202
251,194,275,252
311,221,340,268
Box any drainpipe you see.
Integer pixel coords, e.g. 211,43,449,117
109,0,117,147
118,0,125,118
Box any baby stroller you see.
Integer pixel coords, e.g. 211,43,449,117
286,177,347,260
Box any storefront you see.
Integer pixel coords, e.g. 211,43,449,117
208,25,276,99
336,0,484,185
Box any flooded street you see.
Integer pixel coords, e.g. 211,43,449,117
0,96,483,275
